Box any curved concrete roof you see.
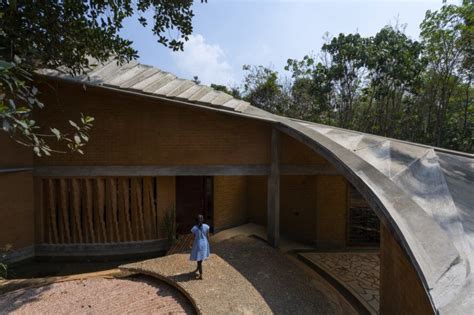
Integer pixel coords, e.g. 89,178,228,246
37,60,474,314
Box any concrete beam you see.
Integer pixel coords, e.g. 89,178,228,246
0,167,33,173
34,165,270,177
34,164,339,177
267,128,280,247
35,239,169,257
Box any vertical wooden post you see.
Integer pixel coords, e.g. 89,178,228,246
267,127,280,247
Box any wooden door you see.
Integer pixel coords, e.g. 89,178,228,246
176,176,213,234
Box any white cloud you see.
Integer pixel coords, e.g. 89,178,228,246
171,34,235,86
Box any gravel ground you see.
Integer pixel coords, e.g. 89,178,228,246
0,275,194,315
122,235,342,314
212,235,340,314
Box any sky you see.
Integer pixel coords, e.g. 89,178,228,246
120,0,456,87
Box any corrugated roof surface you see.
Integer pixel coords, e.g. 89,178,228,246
37,59,252,112
37,60,474,314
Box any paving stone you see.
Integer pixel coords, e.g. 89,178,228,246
300,252,380,314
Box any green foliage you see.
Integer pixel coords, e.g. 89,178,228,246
0,0,205,155
210,83,242,99
0,59,94,154
241,64,289,114
0,244,11,279
192,76,201,85
238,2,473,153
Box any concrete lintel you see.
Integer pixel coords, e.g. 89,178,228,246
2,245,35,263
35,239,169,257
0,167,33,174
34,165,270,177
33,164,339,177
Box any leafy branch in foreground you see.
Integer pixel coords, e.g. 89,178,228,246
0,1,206,155
0,59,94,156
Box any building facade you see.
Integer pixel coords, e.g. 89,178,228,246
1,61,473,314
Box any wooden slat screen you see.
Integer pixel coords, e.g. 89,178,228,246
41,177,160,244
347,184,380,247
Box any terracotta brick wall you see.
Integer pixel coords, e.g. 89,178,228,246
0,133,33,167
248,174,347,246
247,176,267,225
315,175,347,248
156,177,176,239
35,81,272,166
0,134,35,252
280,175,318,242
0,172,34,250
280,133,328,165
380,224,434,314
213,176,248,230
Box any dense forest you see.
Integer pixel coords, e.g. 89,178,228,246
214,2,473,153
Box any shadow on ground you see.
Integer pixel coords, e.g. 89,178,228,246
210,235,339,314
0,274,195,314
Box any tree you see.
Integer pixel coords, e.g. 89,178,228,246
0,0,205,156
192,76,201,85
244,1,473,153
210,83,242,99
286,55,334,123
363,26,425,138
241,65,288,114
420,1,473,147
321,33,368,128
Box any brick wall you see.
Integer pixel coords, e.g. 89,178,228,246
0,134,35,252
35,81,272,166
213,176,248,230
247,176,267,225
0,172,34,250
156,177,176,239
280,133,328,165
0,133,33,167
316,175,347,248
380,224,434,314
248,174,347,246
280,175,318,242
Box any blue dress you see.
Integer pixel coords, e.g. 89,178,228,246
190,224,210,261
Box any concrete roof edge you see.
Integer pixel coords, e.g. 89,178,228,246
290,118,473,159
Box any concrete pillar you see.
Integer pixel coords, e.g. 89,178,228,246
267,127,280,247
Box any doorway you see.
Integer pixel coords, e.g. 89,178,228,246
176,176,213,234
346,184,380,247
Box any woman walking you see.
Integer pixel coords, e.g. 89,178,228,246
190,214,210,280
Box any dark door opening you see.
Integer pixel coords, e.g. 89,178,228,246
347,184,380,247
176,176,213,235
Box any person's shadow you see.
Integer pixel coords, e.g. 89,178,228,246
171,271,198,283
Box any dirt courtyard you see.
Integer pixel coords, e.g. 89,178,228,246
0,275,194,314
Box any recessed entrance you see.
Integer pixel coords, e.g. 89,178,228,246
347,184,380,247
176,176,213,234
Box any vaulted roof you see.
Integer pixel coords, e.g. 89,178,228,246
37,60,474,314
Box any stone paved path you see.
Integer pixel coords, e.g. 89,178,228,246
121,235,341,314
0,275,194,314
300,252,380,314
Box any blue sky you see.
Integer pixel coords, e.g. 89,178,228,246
120,0,454,87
